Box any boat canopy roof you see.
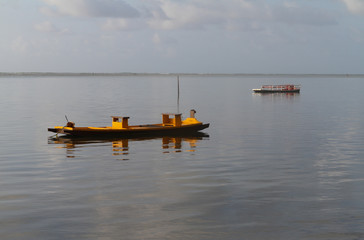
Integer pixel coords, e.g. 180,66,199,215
262,84,300,88
161,113,182,116
111,116,130,119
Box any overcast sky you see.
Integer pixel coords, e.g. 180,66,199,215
0,0,363,74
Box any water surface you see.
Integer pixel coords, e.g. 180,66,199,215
1,75,364,239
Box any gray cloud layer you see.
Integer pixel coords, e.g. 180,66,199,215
41,0,140,18
40,0,340,32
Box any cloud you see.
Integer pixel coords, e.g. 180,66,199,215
147,0,228,30
38,0,338,33
146,0,337,31
152,33,177,57
102,18,144,31
34,21,71,34
152,33,177,45
11,36,29,54
34,21,56,32
341,0,364,15
152,33,161,45
103,18,129,30
271,3,337,26
41,0,140,18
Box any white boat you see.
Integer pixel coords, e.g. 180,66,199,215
253,84,300,93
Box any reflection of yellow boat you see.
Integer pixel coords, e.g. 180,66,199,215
48,132,209,158
48,131,209,144
48,109,209,137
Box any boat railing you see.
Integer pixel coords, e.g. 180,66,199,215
261,85,300,90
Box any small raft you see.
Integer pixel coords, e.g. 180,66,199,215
253,84,300,93
48,109,209,137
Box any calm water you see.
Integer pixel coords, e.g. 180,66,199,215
1,75,364,240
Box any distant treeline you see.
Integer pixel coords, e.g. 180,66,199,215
1,72,364,78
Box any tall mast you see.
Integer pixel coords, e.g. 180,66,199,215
177,75,180,113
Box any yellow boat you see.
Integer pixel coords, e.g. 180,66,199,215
48,109,209,137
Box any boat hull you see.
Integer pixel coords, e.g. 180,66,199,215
253,89,300,93
253,84,300,93
48,123,210,137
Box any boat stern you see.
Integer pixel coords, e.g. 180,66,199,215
48,126,73,134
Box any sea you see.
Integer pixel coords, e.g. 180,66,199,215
1,74,364,240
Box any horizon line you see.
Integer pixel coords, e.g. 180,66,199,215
1,72,364,78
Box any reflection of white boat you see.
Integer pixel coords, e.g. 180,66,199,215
48,109,209,137
253,84,300,93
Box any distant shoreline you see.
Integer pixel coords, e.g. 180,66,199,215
1,72,364,78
